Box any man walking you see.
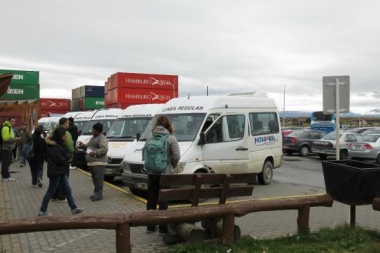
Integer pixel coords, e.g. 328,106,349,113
18,122,31,167
1,118,20,181
78,123,108,201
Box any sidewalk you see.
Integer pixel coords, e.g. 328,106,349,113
1,161,380,252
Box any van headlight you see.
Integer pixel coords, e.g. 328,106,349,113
123,162,131,173
175,162,185,173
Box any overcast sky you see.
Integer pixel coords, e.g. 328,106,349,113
1,0,380,114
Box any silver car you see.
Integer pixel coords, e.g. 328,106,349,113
348,134,380,164
311,131,363,160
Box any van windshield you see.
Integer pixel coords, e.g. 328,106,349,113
140,113,206,142
106,117,152,139
81,119,116,135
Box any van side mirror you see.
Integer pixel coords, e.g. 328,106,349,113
199,132,206,145
136,132,141,141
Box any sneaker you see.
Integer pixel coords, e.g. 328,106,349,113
57,199,67,203
2,178,16,182
20,164,24,167
71,207,85,215
37,178,43,188
90,196,103,202
69,166,76,170
38,211,52,217
146,226,157,234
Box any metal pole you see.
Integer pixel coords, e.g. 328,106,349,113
283,85,286,127
335,78,340,161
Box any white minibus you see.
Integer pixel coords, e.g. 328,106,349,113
122,92,283,194
104,104,162,181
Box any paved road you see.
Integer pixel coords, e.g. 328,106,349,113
1,159,380,252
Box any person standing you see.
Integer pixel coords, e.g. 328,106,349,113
67,117,79,144
78,123,108,201
18,122,31,167
38,127,84,216
144,115,180,235
67,117,79,170
28,126,47,188
12,124,20,162
1,117,20,182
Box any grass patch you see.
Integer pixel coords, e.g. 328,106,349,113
163,225,380,253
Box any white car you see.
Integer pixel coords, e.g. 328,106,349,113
311,131,363,160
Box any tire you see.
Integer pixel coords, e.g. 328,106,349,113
339,150,348,160
257,160,273,185
286,150,293,156
318,154,327,160
130,188,147,199
104,175,115,182
299,145,309,157
377,154,380,164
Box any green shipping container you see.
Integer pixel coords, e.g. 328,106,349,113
84,97,105,109
0,83,40,100
0,69,39,85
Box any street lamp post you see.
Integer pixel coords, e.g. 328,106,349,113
283,85,286,127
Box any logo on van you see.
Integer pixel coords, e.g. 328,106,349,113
254,135,278,145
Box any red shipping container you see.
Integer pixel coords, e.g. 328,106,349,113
107,88,177,105
107,103,134,109
40,109,68,118
110,73,178,90
40,98,71,110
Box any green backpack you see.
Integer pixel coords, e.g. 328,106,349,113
143,133,169,172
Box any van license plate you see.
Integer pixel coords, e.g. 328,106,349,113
137,183,148,189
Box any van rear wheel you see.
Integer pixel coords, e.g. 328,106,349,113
258,161,273,185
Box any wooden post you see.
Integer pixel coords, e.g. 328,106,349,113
297,206,310,234
116,224,131,253
221,214,235,245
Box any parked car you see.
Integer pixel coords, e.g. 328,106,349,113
360,127,380,136
283,129,327,156
348,134,380,164
311,131,363,160
344,127,376,134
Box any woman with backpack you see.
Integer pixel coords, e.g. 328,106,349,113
144,115,180,235
28,126,47,188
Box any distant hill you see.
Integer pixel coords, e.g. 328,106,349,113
279,111,380,118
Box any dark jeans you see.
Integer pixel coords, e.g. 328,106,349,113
52,170,70,200
90,165,105,198
147,174,168,231
29,160,44,185
1,149,12,179
40,174,77,212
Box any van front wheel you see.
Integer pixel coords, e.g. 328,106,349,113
258,161,273,185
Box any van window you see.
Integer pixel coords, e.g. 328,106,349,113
205,114,245,143
249,112,279,136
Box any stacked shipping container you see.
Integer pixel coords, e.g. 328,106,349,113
105,72,178,108
39,98,71,118
72,85,105,110
0,69,40,123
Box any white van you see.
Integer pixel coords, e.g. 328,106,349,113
76,108,123,146
38,117,60,134
71,111,97,135
122,92,283,193
104,104,162,181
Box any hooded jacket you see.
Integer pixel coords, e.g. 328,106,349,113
1,121,17,151
45,136,70,178
49,125,74,162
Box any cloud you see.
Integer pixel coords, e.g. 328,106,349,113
1,0,380,114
